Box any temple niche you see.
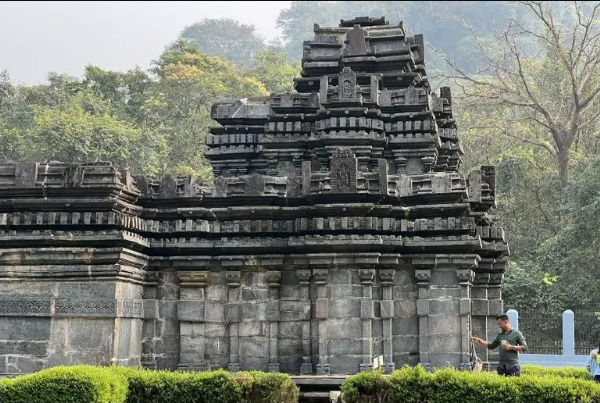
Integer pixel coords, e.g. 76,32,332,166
0,17,508,377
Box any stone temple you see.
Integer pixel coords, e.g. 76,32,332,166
0,17,508,377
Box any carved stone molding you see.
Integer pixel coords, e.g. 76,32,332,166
0,298,142,318
456,269,474,285
359,269,375,285
489,272,504,286
296,269,312,286
226,271,241,287
472,272,491,286
411,255,437,270
266,271,282,287
55,299,115,315
178,271,209,288
415,269,431,286
0,299,51,315
117,300,143,318
378,269,395,286
313,268,328,285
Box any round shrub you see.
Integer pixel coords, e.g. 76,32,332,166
234,371,299,403
0,365,128,403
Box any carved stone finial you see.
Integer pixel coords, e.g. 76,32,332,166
440,86,452,106
15,162,38,188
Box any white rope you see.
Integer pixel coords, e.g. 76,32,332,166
471,339,484,372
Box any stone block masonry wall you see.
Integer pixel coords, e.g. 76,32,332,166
173,266,421,374
0,16,509,376
0,279,144,374
141,271,180,370
162,260,477,374
0,162,149,376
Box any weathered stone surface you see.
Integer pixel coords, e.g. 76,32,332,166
328,299,360,319
326,319,362,340
0,341,47,356
0,318,50,340
329,355,361,375
4,356,46,375
177,301,205,322
0,15,508,377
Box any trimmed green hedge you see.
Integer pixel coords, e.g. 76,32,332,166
234,371,299,403
342,366,600,403
0,365,128,403
0,365,299,403
521,364,592,380
125,369,241,403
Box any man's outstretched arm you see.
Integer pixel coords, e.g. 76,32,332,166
471,336,499,350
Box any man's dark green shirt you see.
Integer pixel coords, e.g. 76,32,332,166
487,328,528,368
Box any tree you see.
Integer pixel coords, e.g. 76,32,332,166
179,18,266,68
522,156,600,309
0,71,31,161
146,41,268,181
21,90,153,173
22,72,84,108
0,38,274,181
247,48,301,94
83,66,152,124
446,2,600,310
502,260,565,312
0,71,164,174
446,1,600,200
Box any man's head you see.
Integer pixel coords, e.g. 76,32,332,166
496,314,511,332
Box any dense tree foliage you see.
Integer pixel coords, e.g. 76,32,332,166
448,1,600,202
248,48,300,94
450,1,600,312
0,40,296,183
178,18,267,68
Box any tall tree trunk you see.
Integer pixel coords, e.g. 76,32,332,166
557,150,569,223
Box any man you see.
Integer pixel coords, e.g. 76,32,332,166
470,314,528,376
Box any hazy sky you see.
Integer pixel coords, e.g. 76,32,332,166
0,1,292,85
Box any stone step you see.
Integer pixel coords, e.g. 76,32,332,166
300,391,342,403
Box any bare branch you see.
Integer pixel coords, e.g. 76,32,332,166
579,107,600,130
447,0,600,188
522,179,560,235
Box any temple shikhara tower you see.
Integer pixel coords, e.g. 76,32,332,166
0,17,508,376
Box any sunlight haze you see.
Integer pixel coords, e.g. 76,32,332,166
0,1,292,84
